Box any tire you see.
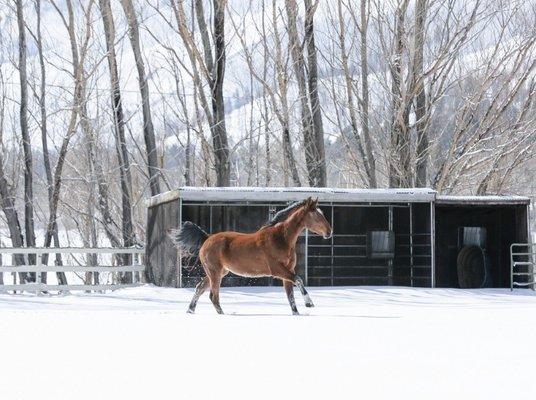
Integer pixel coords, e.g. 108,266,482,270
457,245,492,288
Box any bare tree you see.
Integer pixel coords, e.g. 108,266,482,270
328,0,377,187
170,0,231,186
388,0,410,187
43,0,98,285
26,0,64,283
99,0,136,253
0,65,26,278
16,0,36,273
228,0,302,186
304,0,327,187
412,0,428,187
358,0,376,187
120,0,161,195
261,0,271,186
285,0,325,187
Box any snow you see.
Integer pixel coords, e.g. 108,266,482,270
1,285,536,399
147,186,437,206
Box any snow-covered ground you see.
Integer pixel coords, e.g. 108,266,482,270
1,285,536,399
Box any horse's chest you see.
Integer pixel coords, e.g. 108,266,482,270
275,249,295,265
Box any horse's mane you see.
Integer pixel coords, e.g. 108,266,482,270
262,200,307,228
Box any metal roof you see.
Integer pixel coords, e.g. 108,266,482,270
146,187,438,207
146,187,530,208
436,195,530,205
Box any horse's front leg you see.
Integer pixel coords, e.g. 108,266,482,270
295,276,314,308
269,263,299,315
283,280,299,315
286,254,314,308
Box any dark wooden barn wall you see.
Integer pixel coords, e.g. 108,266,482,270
434,205,528,288
146,199,180,287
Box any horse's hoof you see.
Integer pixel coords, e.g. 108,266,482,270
305,302,315,308
292,310,300,316
186,309,195,314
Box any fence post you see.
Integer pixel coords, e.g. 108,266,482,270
12,253,16,294
36,250,42,296
132,251,137,284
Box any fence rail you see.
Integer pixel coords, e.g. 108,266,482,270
510,243,536,290
0,247,145,294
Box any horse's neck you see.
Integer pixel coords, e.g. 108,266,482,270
282,207,306,245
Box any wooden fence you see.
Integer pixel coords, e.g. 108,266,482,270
0,247,145,294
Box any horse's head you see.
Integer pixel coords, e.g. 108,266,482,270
303,197,332,239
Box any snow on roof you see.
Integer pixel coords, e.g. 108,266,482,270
147,187,531,208
436,195,530,205
146,187,437,207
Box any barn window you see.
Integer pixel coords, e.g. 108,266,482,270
459,227,487,248
367,231,395,259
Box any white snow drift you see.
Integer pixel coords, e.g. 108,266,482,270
1,285,535,400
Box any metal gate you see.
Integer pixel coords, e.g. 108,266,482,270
510,243,536,290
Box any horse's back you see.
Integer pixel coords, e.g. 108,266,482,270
200,230,271,276
200,231,256,256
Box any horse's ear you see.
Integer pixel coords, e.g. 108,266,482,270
313,197,319,208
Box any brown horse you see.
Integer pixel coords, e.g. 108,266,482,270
172,197,332,315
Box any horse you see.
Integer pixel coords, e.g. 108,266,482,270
171,197,332,315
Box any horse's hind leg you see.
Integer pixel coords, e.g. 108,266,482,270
283,281,299,315
187,276,210,314
295,276,314,308
208,271,224,315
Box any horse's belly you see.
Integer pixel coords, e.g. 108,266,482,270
225,263,270,278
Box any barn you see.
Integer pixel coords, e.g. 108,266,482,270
145,187,531,289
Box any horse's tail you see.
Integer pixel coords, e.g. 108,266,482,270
169,221,209,257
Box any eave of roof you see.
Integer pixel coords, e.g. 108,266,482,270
436,195,530,205
146,187,530,208
146,187,437,207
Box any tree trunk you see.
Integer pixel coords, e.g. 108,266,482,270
0,160,26,280
80,94,129,280
99,0,136,255
304,0,327,187
272,0,300,186
285,0,320,187
359,0,377,187
194,0,231,186
413,0,428,187
211,0,231,186
16,0,36,275
120,0,161,196
337,0,375,187
261,1,271,187
35,0,62,284
388,0,410,187
43,0,94,286
246,76,255,186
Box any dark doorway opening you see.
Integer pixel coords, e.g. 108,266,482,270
435,205,528,288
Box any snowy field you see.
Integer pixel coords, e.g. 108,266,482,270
1,285,536,400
